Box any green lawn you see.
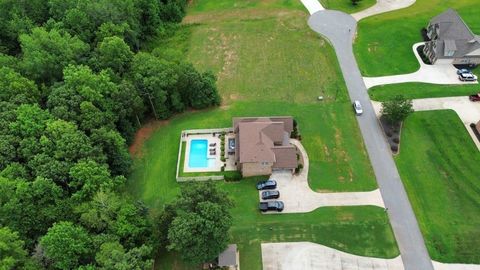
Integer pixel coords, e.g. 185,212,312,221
354,0,480,76
130,1,395,269
320,0,376,13
396,110,480,263
369,83,480,101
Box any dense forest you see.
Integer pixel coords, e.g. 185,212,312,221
0,0,221,269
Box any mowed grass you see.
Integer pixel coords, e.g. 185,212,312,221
354,0,480,76
320,0,376,13
182,14,350,104
369,83,480,101
396,110,480,263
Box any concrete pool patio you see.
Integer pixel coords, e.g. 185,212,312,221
175,128,237,181
182,133,222,173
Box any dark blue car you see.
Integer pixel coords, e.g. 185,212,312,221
256,180,277,190
259,201,284,212
261,190,280,200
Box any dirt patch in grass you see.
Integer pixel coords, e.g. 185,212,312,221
129,120,170,157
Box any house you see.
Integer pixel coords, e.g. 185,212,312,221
423,9,480,65
218,244,239,270
232,117,298,177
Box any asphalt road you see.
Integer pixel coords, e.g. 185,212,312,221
308,10,435,270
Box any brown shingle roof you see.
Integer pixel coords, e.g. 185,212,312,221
237,122,276,163
272,146,298,169
234,117,297,169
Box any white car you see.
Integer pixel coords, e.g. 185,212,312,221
353,100,363,115
458,73,478,82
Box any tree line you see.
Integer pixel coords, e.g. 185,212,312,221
0,0,222,269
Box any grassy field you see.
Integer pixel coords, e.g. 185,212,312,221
130,1,397,269
396,110,480,263
354,0,480,76
320,0,376,13
369,83,480,101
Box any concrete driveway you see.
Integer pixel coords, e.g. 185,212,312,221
352,0,416,21
300,0,324,15
259,140,384,213
262,242,404,270
262,242,480,270
363,43,478,89
371,97,480,150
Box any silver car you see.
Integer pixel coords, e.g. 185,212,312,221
353,100,363,115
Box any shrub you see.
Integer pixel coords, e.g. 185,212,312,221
391,145,398,152
393,137,400,144
224,171,242,182
386,131,393,137
421,28,430,41
295,163,304,174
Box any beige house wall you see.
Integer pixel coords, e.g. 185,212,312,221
241,162,273,177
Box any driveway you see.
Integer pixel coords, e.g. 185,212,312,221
259,140,384,213
300,0,324,15
308,10,434,270
371,97,480,150
363,43,478,89
262,242,404,270
262,242,480,270
352,0,416,21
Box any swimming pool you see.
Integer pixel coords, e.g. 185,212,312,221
188,139,212,168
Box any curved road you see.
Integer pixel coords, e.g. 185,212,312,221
307,10,434,270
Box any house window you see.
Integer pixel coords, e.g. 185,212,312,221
261,162,269,166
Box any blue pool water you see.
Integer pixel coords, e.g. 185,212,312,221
188,139,209,168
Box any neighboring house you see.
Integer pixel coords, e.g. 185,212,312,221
218,244,239,270
233,117,297,177
423,8,480,65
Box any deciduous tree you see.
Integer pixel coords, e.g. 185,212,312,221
381,95,414,124
96,36,134,75
40,221,92,270
19,27,89,84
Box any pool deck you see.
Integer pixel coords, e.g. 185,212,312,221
183,133,223,173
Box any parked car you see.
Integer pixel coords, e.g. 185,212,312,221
259,201,284,212
456,68,471,75
256,180,277,190
459,73,478,81
353,100,363,115
261,190,280,200
469,93,480,101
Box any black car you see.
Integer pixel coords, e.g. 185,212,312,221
259,201,284,212
261,190,280,200
256,180,277,190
